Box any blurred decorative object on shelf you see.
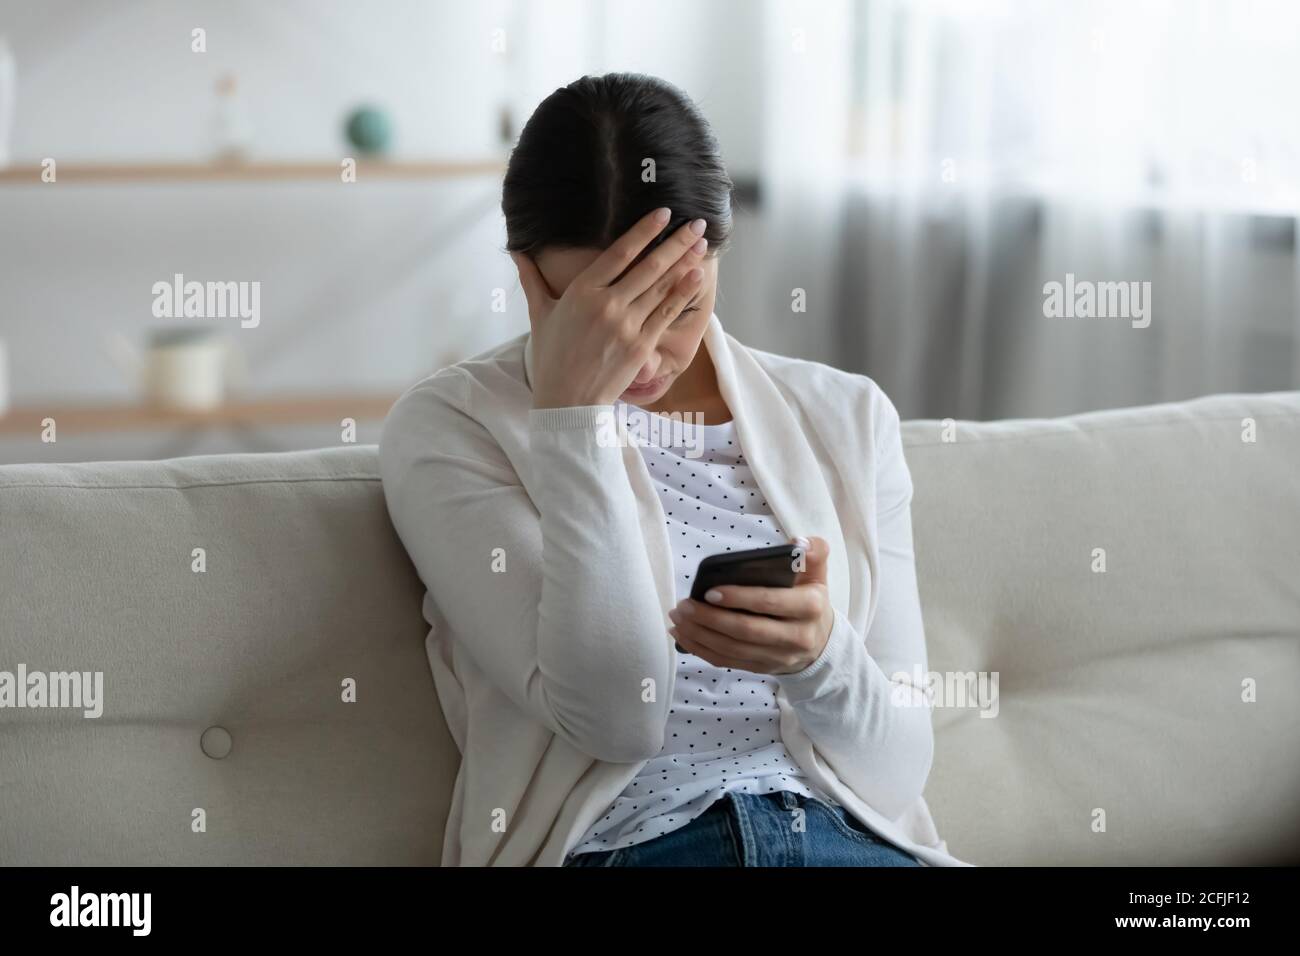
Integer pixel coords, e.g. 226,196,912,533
497,102,514,147
344,104,393,155
105,327,248,412
213,71,252,162
0,36,14,168
0,337,9,416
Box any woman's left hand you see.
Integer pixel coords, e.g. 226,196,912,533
668,535,835,675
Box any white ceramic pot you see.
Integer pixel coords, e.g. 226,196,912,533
142,342,228,411
107,328,244,412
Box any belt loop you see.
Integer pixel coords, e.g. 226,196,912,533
779,790,799,811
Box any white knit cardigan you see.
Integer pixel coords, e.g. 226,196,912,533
379,312,970,866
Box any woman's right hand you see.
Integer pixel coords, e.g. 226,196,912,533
511,207,708,410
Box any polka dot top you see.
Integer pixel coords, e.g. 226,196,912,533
567,401,834,858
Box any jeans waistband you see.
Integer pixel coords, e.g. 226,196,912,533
730,788,813,814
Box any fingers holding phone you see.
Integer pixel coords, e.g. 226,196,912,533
669,537,836,675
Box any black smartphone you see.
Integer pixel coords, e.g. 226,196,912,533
675,544,802,652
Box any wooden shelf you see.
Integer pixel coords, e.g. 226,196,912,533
0,159,505,185
0,393,399,437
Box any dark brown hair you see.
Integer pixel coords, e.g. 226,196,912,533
502,73,734,265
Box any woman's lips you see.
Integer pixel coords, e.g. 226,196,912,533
624,375,668,394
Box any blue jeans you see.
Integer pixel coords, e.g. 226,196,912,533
563,789,923,867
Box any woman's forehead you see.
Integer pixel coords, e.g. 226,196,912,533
535,247,603,294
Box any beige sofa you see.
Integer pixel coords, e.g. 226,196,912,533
2,390,1297,865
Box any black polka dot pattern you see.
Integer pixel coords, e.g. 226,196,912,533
568,401,834,857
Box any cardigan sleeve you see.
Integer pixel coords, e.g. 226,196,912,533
774,385,935,821
378,371,675,764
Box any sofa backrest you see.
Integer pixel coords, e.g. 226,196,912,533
1,391,1297,865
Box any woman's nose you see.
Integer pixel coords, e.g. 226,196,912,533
633,360,659,384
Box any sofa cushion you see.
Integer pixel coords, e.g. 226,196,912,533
0,446,453,865
902,391,1300,865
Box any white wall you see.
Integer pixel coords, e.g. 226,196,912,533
0,0,768,462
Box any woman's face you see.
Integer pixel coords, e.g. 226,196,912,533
533,246,720,408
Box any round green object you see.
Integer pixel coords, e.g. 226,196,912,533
345,106,393,154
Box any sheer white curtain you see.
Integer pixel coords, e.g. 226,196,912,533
747,0,854,367
760,0,1300,418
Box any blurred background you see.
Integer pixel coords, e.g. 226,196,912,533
1,0,1297,463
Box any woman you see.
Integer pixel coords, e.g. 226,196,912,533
380,73,966,867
